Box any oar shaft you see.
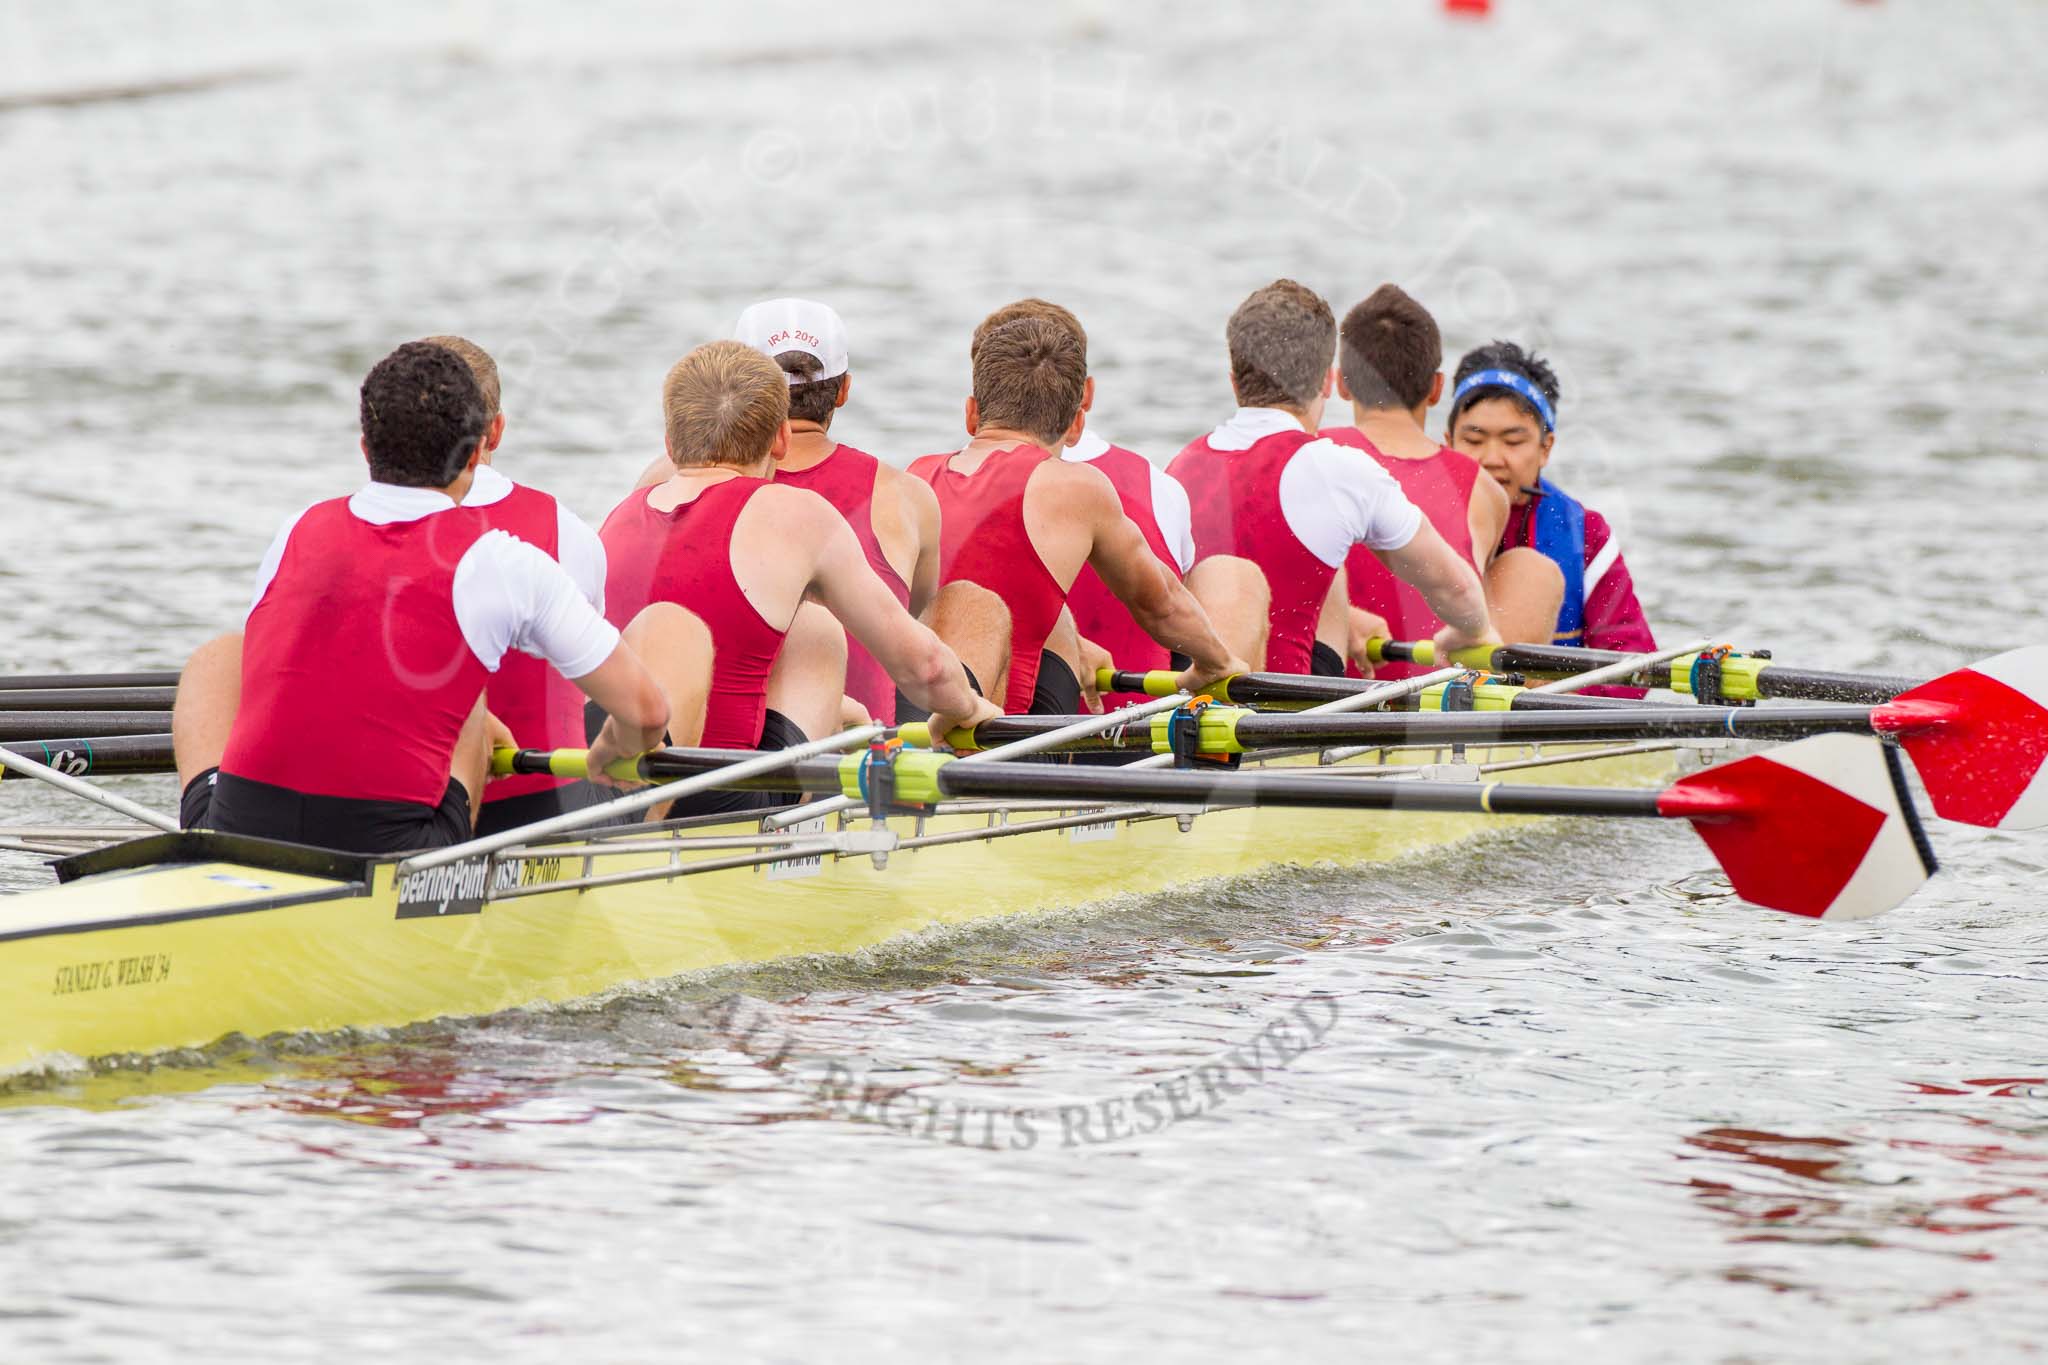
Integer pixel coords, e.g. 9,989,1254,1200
498,745,844,790
0,735,176,779
932,759,1668,819
1102,669,1375,709
823,704,1881,755
1232,705,1876,747
0,670,180,692
1746,665,1921,705
1370,640,1922,705
0,712,175,741
0,687,178,711
0,747,179,831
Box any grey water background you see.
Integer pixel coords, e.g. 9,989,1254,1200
3,1,2047,1360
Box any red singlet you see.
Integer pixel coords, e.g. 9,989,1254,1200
1065,441,1182,708
224,498,492,805
473,480,588,800
1323,429,1481,679
1167,429,1335,675
774,444,909,725
600,478,787,750
908,444,1067,714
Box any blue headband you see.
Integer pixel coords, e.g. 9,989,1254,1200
1452,368,1556,432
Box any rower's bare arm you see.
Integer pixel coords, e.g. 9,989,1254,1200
804,503,997,733
573,643,671,785
902,471,942,619
1374,522,1496,651
1081,477,1245,685
1468,474,1509,572
632,453,673,491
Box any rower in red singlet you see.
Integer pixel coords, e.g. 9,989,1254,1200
1322,284,1561,679
420,336,616,836
1167,280,1495,676
727,298,938,728
962,299,1196,712
1444,340,1655,665
905,313,1245,716
170,342,669,853
599,341,994,817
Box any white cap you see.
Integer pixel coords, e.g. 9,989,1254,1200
733,298,849,385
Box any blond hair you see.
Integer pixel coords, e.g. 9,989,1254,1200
662,340,790,468
419,335,500,419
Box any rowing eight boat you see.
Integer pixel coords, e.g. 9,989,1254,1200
5,640,2043,1079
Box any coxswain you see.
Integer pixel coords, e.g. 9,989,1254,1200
907,314,1245,715
1445,340,1655,655
422,335,614,836
599,340,996,816
725,298,940,728
1322,284,1559,677
967,299,1196,712
171,342,670,852
1167,279,1494,676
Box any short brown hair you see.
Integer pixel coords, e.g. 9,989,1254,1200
972,298,1087,367
1227,280,1335,410
1339,284,1442,411
419,334,500,419
662,340,789,468
971,316,1087,448
771,350,844,427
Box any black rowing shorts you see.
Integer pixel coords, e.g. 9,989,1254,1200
662,709,810,820
902,651,1077,720
475,781,608,838
583,699,808,821
181,769,472,854
1311,641,1347,677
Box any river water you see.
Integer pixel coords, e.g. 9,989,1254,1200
4,2,2047,1360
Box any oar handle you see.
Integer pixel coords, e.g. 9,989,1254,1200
490,746,645,783
894,721,980,751
1098,667,1177,698
1362,638,1502,670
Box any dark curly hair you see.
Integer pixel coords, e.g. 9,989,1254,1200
359,341,490,487
1449,340,1561,430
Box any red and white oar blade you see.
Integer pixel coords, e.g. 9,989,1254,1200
1657,734,1935,921
1872,646,2048,831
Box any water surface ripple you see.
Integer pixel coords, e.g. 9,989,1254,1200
4,2,2046,1360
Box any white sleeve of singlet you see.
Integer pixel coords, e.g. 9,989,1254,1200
452,530,621,678
1275,439,1424,567
1149,464,1197,574
247,505,313,618
555,503,608,614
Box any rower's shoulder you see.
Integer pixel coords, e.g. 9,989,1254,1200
1034,449,1118,498
1469,464,1510,513
882,461,940,516
871,454,934,500
750,479,838,522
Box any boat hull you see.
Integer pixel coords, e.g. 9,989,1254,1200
0,745,1684,1074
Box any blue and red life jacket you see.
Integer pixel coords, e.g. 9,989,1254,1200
1528,477,1587,645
